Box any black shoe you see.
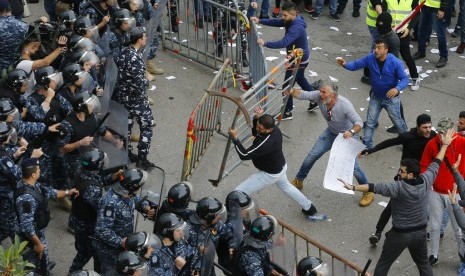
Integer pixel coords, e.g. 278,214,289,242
369,233,381,246
217,47,223,57
311,12,320,20
171,24,178,33
336,4,345,14
128,151,139,163
48,261,56,270
197,20,204,29
361,75,371,84
412,51,426,60
386,125,398,133
302,204,317,216
436,56,448,68
352,9,360,17
242,52,249,67
281,112,293,121
307,101,319,112
204,15,212,22
330,13,341,22
136,158,156,170
429,255,439,266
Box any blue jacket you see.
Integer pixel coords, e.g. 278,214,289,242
344,53,409,100
259,16,310,63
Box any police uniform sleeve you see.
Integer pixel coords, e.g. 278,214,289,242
26,96,47,121
84,184,102,211
95,197,123,248
39,183,58,200
0,156,22,181
57,94,73,114
186,242,202,271
16,194,38,239
134,195,150,213
240,251,265,276
57,120,73,148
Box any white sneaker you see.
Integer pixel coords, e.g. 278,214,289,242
411,78,420,91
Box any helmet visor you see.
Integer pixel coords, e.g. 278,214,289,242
129,0,144,11
7,108,21,126
144,233,162,250
48,72,64,89
313,263,328,276
6,127,18,145
217,204,227,222
79,51,100,67
174,221,190,241
243,200,259,225
86,26,100,43
84,94,101,114
73,37,95,51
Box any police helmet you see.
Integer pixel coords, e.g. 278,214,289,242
196,196,225,224
69,49,100,67
34,66,56,88
0,98,19,123
81,148,107,171
166,182,192,212
297,256,324,276
119,168,148,195
74,16,94,36
37,22,58,43
69,35,95,52
6,69,29,90
116,251,147,276
71,91,91,112
126,231,162,258
226,190,252,210
62,63,84,84
156,213,190,241
113,8,134,28
0,122,16,144
59,10,77,24
249,216,276,241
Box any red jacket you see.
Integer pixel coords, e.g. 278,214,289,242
420,135,465,194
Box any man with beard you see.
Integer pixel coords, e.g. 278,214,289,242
285,81,371,207
339,128,455,276
251,1,318,120
360,114,437,245
458,111,465,137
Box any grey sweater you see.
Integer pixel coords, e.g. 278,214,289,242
369,159,441,231
451,170,465,262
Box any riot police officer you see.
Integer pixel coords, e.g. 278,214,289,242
0,69,31,110
116,251,148,276
150,213,201,275
93,168,154,275
296,256,328,276
156,181,194,223
232,216,280,276
108,8,134,58
79,0,117,37
112,26,155,170
15,158,78,276
59,63,89,103
68,148,121,274
125,231,162,261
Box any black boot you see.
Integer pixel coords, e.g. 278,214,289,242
242,51,249,67
128,151,139,163
171,20,178,33
136,158,156,170
217,46,223,57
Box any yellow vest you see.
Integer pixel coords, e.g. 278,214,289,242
366,1,378,27
425,0,440,8
386,0,413,27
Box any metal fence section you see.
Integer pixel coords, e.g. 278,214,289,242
208,49,303,186
245,20,267,93
181,59,233,181
161,0,249,72
260,209,366,276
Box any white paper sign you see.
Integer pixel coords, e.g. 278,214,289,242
323,134,366,194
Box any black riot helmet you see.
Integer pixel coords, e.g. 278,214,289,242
116,251,147,276
0,98,19,123
59,10,77,25
118,168,148,196
226,190,251,210
34,66,55,88
62,63,84,84
81,148,107,171
166,182,192,212
71,91,91,112
69,49,100,67
6,69,29,91
155,213,189,241
297,256,324,276
249,216,276,242
74,16,94,36
125,231,162,258
196,196,225,224
113,8,134,29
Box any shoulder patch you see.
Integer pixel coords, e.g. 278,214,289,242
151,255,157,264
104,206,115,218
6,161,13,168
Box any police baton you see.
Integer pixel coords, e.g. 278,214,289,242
90,111,111,137
361,258,372,276
270,261,290,276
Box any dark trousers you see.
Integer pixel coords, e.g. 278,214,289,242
376,201,392,233
374,228,432,276
284,63,315,112
337,0,361,10
399,34,419,79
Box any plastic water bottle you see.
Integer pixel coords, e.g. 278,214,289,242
307,214,328,221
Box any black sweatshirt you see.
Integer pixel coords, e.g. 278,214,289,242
232,118,285,174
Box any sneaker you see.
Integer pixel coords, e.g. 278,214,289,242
411,78,420,91
281,112,293,121
302,204,317,216
428,255,439,266
307,101,319,112
304,5,314,13
136,158,156,170
128,151,139,163
436,56,448,68
361,75,371,84
311,12,320,20
369,233,381,246
352,9,360,17
386,125,398,133
412,51,426,60
273,7,280,18
456,42,465,54
291,178,304,189
359,192,374,207
330,13,341,22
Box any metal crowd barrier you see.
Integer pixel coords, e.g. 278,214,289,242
161,0,249,72
245,20,268,93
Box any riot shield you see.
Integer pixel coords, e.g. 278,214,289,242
142,16,157,63
226,201,244,249
270,233,295,275
200,237,216,276
101,55,118,114
135,166,165,232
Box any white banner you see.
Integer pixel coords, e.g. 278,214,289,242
323,133,366,194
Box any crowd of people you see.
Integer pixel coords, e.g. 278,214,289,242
0,0,464,274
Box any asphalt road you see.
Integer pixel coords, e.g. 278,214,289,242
7,0,465,275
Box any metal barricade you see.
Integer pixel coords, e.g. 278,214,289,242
245,20,267,93
143,0,169,62
161,0,249,72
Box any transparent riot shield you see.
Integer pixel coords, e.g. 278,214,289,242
101,55,118,114
226,201,244,249
200,237,216,276
135,166,165,232
270,233,295,275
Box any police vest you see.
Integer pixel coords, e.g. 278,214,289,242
232,243,271,276
71,175,100,222
26,92,65,126
15,184,50,231
65,112,98,143
425,0,440,8
386,0,413,27
366,1,379,27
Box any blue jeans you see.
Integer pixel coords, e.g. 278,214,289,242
444,0,456,26
247,0,270,17
194,0,210,19
418,6,448,58
368,25,380,50
459,261,465,276
454,0,465,41
316,0,337,14
284,63,315,113
440,209,449,234
295,128,369,184
363,94,407,149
